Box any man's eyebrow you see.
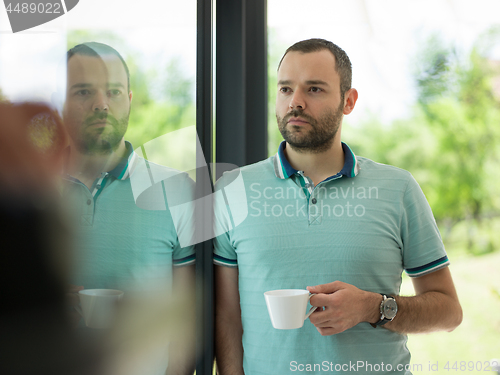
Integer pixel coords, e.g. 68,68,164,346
70,82,126,90
70,83,92,90
277,79,330,86
108,83,126,88
305,80,329,86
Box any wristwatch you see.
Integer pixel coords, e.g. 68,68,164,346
370,294,397,328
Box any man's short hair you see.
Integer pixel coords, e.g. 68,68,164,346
278,38,352,99
67,42,130,91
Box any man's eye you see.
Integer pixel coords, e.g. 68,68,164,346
76,89,90,96
108,89,121,97
279,87,290,93
310,87,322,92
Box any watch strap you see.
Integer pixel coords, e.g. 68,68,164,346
370,294,395,328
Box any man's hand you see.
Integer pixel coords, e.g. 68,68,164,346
67,284,84,327
0,102,67,195
306,268,462,336
306,281,380,336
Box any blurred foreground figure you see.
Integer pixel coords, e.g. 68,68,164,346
61,43,195,375
0,102,102,375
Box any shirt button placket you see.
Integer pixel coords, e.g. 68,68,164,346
309,192,322,225
81,193,94,226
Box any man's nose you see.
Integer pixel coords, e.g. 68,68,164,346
93,91,109,112
289,91,305,110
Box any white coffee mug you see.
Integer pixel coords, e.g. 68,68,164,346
264,289,317,329
75,289,124,329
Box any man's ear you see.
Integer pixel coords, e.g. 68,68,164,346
343,88,358,115
129,91,133,103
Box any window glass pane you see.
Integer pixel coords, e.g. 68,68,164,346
0,2,197,374
267,0,500,369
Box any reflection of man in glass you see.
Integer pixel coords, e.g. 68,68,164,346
62,42,194,374
214,39,462,375
64,44,131,158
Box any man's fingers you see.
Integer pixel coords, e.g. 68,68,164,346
307,280,344,295
309,293,337,307
311,320,335,328
315,327,338,336
68,285,84,293
67,285,84,307
0,103,66,164
308,308,334,325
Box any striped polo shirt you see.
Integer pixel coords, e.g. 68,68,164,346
214,141,449,374
64,142,195,293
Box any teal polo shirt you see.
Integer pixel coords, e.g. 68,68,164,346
63,142,195,293
214,141,449,375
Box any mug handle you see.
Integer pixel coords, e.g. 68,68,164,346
304,293,318,320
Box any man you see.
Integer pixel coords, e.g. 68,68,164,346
214,39,462,374
62,42,195,374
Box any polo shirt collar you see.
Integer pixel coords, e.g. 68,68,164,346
108,141,135,180
273,141,359,180
64,141,135,183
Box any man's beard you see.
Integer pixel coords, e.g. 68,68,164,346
73,112,129,155
277,101,344,154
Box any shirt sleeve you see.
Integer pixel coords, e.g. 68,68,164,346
213,171,239,267
401,174,450,277
163,173,196,267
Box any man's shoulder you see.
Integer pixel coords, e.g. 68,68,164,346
356,155,413,179
216,157,275,188
128,152,194,183
240,157,275,174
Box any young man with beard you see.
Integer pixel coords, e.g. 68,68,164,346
214,39,462,374
62,42,195,374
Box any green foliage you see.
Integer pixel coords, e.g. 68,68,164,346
414,31,500,223
346,28,500,231
344,29,500,254
413,34,460,109
401,250,500,371
267,28,291,156
162,56,194,109
127,102,195,148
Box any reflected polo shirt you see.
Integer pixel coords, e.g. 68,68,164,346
64,142,195,292
214,141,449,374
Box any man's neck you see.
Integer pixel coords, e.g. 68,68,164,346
67,139,127,189
284,138,344,186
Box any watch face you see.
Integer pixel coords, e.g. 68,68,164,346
383,299,398,320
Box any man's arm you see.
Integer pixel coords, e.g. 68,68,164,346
307,267,462,336
384,267,462,333
166,265,196,375
215,265,244,375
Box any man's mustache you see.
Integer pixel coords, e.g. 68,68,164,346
84,113,118,127
282,109,316,126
